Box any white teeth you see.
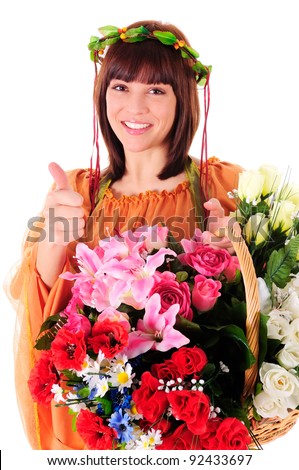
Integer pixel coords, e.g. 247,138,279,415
124,122,150,129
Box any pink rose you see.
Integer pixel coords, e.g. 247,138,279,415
149,271,193,320
179,245,231,277
64,285,84,316
223,256,240,282
65,313,92,341
98,307,131,332
192,274,222,312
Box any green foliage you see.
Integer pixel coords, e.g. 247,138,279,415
153,30,177,45
34,313,68,350
264,235,299,288
98,25,119,36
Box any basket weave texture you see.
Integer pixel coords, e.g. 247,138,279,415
231,229,299,448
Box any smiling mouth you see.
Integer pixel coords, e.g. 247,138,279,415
123,121,151,130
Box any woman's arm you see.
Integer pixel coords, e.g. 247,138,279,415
36,162,85,288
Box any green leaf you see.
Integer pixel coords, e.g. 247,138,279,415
258,314,268,367
98,25,119,36
184,45,199,58
101,37,120,47
97,398,112,415
123,36,147,43
176,271,189,282
125,26,149,37
153,30,177,45
202,363,216,378
205,324,256,370
78,387,90,399
89,50,98,62
88,36,100,50
34,314,68,350
264,234,299,288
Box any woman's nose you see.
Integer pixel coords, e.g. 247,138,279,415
126,92,149,114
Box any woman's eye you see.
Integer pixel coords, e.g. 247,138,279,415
112,84,127,91
149,88,165,95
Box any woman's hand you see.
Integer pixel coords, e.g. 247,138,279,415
44,162,85,246
203,198,236,254
36,162,85,288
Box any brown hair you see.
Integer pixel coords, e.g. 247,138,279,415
94,20,200,181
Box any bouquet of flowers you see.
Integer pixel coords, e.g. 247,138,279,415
28,164,299,450
229,165,299,439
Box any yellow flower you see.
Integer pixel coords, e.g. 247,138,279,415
258,165,282,196
280,183,299,211
174,39,185,50
237,170,265,202
120,33,126,40
244,213,269,246
271,200,297,232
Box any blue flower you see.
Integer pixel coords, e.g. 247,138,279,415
109,409,133,443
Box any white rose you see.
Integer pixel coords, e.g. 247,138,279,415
277,343,299,369
267,309,291,341
257,277,272,314
283,274,299,297
237,170,265,202
281,292,299,320
253,390,289,419
258,165,282,196
285,318,299,344
260,362,299,409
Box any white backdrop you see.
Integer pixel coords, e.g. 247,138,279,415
0,0,298,465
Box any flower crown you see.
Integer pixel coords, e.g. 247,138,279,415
88,25,211,86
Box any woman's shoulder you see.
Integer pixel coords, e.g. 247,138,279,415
190,156,243,213
191,156,244,173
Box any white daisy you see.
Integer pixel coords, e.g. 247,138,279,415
93,376,109,398
65,392,86,413
109,363,135,391
51,384,66,403
135,429,162,450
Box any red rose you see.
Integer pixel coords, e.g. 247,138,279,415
179,245,231,277
216,417,251,450
171,346,208,377
157,423,202,450
132,371,169,423
140,418,172,435
149,271,193,320
151,359,182,381
192,274,222,312
88,318,128,358
197,418,221,450
76,409,117,449
167,390,210,434
28,351,58,406
51,327,86,371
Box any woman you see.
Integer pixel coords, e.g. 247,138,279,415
9,20,242,449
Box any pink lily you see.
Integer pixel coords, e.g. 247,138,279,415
125,293,190,359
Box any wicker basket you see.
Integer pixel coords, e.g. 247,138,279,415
231,227,299,448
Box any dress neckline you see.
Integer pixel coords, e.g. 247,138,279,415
104,179,190,202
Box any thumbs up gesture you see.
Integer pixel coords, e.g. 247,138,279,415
43,162,85,246
202,198,235,254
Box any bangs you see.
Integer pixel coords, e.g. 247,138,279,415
104,40,180,86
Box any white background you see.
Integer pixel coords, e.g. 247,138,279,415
0,0,298,466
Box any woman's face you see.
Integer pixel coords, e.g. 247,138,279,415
106,80,177,155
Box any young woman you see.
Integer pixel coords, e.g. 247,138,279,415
9,20,242,449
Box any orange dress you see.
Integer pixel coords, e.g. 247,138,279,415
8,157,242,449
